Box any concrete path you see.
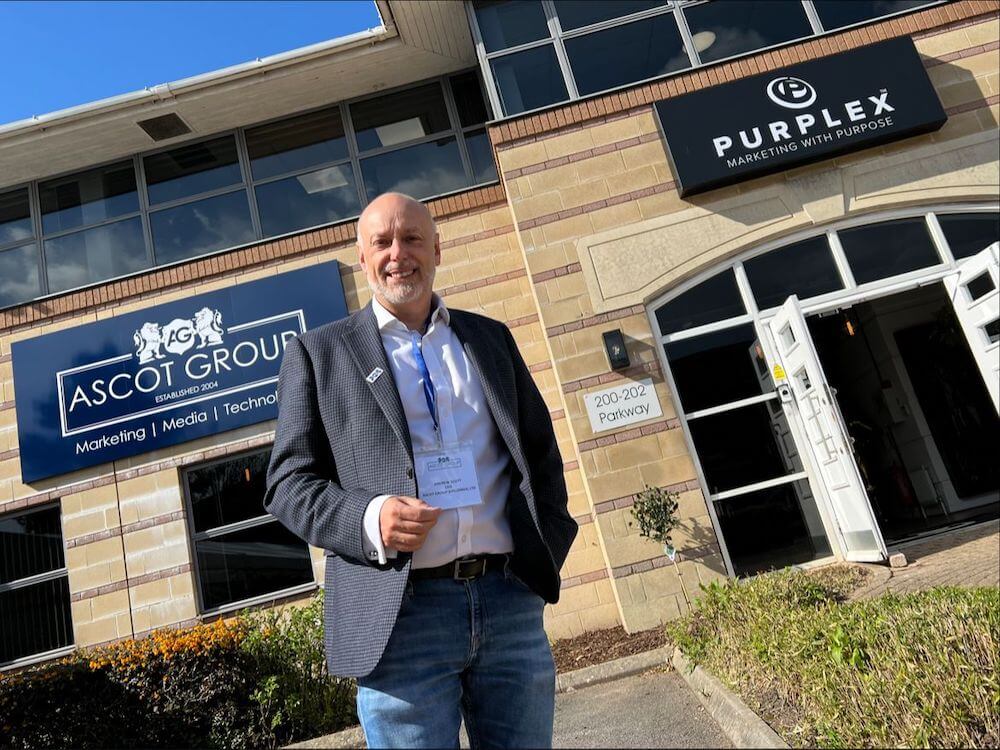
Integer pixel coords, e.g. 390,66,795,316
552,667,731,749
857,519,999,598
289,665,730,749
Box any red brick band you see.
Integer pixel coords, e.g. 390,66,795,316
577,418,682,454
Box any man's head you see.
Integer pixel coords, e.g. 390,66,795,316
357,193,440,318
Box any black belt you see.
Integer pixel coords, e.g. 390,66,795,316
410,554,509,581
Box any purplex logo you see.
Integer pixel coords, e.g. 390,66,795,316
766,76,816,109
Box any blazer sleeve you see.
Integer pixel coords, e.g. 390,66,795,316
503,325,578,572
263,335,373,565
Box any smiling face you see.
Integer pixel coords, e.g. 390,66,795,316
357,193,441,325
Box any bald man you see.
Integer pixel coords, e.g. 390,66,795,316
265,193,577,748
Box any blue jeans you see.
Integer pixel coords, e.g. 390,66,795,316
356,566,556,749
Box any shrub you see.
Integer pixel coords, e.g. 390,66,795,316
668,568,1000,748
0,591,355,749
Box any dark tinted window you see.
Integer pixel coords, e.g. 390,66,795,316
0,188,33,245
655,270,745,335
256,165,361,238
450,71,490,127
938,212,1000,260
714,481,831,576
188,452,271,532
39,162,139,235
839,218,941,285
0,506,64,585
195,522,315,610
144,136,244,205
361,137,467,202
475,0,550,52
554,0,667,30
45,218,148,294
150,191,255,265
966,272,995,302
565,14,690,96
351,83,451,152
688,402,804,493
0,577,73,664
0,244,40,308
744,236,843,309
684,0,813,64
492,45,569,115
245,107,348,181
813,0,934,30
665,324,771,413
465,129,499,184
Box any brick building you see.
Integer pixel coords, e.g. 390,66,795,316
1,0,998,670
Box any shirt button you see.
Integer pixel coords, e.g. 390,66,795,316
461,534,467,542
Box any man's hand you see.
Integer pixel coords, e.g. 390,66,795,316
380,496,443,552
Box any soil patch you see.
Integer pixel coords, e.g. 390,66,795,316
552,625,667,673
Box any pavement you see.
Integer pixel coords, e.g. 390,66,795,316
855,519,1000,597
290,662,730,749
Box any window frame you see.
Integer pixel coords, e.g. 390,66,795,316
467,0,946,118
180,448,317,616
0,502,75,670
0,70,497,313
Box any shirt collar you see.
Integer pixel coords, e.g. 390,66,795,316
371,293,450,332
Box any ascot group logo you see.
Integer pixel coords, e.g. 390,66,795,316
766,76,817,109
134,306,225,363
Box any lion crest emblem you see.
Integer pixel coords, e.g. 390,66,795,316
133,308,224,362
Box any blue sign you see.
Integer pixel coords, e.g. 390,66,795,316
12,261,348,483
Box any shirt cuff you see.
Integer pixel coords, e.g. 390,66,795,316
362,495,398,565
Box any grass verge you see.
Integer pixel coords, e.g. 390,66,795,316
668,566,999,748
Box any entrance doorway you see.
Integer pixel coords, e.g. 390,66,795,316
808,284,1000,542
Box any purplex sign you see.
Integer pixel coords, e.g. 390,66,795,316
12,261,348,482
655,37,947,196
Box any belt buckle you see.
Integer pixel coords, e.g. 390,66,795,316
453,557,484,581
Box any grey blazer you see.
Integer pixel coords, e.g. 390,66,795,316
264,303,577,678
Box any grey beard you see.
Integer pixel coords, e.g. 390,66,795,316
368,268,435,306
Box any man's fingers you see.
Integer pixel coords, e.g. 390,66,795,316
396,505,443,523
390,518,435,534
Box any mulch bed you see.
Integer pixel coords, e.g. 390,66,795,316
551,625,667,674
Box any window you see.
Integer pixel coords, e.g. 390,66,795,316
938,212,1000,260
471,0,943,117
839,217,942,285
682,0,813,65
744,235,843,309
812,0,937,31
0,188,40,308
184,450,315,612
654,270,745,335
0,505,73,666
39,162,149,294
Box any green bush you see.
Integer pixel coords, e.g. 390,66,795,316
668,567,1000,748
0,591,355,749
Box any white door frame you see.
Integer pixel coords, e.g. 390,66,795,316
647,204,999,575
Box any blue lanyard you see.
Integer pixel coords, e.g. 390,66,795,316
410,332,439,434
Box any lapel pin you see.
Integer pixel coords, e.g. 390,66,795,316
366,367,384,384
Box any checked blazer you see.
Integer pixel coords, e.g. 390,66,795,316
264,303,578,678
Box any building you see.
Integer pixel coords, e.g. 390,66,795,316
1,0,998,671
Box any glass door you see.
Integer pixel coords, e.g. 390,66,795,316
942,243,999,414
764,296,888,562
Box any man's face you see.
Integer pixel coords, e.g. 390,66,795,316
358,195,440,308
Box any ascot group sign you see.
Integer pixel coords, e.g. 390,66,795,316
656,36,947,196
12,261,348,482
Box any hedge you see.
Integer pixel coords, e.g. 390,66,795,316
0,591,355,749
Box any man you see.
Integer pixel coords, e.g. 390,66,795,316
264,192,577,748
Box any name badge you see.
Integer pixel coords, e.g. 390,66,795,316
414,444,482,510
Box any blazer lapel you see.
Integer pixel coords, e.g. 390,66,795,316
343,305,414,459
450,312,518,447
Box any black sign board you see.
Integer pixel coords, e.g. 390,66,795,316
656,37,947,197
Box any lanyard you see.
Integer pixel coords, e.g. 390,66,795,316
410,332,440,435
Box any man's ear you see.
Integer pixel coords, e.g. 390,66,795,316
434,233,442,266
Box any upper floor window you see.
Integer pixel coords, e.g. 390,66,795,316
469,0,942,117
0,71,497,312
0,505,73,667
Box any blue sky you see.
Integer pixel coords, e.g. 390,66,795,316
0,1,381,126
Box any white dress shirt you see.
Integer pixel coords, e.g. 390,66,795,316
361,295,514,567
